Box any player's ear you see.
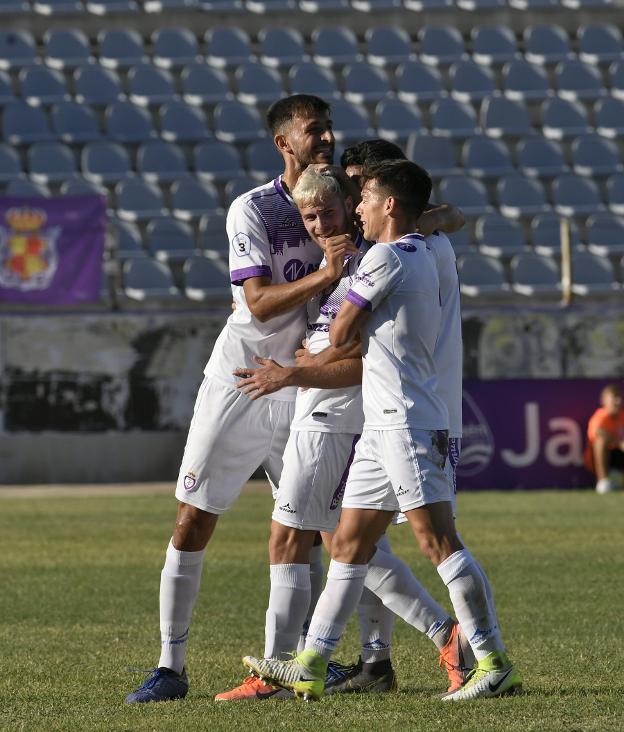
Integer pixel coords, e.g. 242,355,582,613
385,195,397,215
274,133,293,156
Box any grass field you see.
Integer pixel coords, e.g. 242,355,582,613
1,486,623,732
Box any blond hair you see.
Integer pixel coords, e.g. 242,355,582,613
292,165,356,209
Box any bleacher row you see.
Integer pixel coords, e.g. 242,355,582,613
1,22,624,305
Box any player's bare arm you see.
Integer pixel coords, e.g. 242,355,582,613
330,299,370,348
418,204,465,237
295,339,362,368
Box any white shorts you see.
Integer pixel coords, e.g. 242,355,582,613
175,376,294,514
273,431,359,533
342,428,452,514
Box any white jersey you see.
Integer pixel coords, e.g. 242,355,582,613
345,234,449,431
204,177,323,401
290,233,370,434
428,231,463,438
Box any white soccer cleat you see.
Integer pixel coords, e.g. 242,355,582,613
441,651,522,701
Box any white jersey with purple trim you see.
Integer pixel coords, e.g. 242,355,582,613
345,234,449,431
204,177,323,401
427,231,463,438
290,233,370,434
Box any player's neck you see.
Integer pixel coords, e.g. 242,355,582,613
281,162,302,196
376,217,420,244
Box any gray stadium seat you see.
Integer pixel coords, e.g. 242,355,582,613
510,252,561,298
112,220,146,259
517,137,567,179
147,218,198,261
0,0,29,12
246,139,282,180
457,253,512,298
214,101,266,144
34,0,83,13
540,97,592,140
462,137,513,179
194,140,244,182
0,31,37,70
159,102,210,143
375,98,423,141
259,27,307,69
300,0,349,12
106,102,155,143
471,26,517,66
248,2,297,17
475,213,528,257
152,28,199,69
562,0,613,8
2,102,54,145
235,63,284,105
430,98,479,138
404,0,452,9
184,256,231,301
205,27,253,69
330,99,374,142
531,212,581,255
524,25,572,65
586,213,624,256
225,176,258,205
28,141,78,183
555,60,606,102
502,59,550,102
418,26,465,67
123,259,180,301
0,70,15,106
570,251,620,296
395,61,445,104
352,0,402,10
87,0,138,13
19,67,69,106
288,63,339,98
61,177,108,199
144,0,196,11
571,135,621,177
343,62,391,103
578,24,623,65
552,173,605,216
449,60,496,102
6,178,50,196
406,134,459,177
74,66,123,107
312,27,360,68
365,26,414,68
609,61,624,101
116,179,168,222
480,95,535,139
199,0,243,7
198,212,228,254
128,65,177,107
509,0,557,7
447,227,473,256
98,30,146,70
438,176,493,216
82,140,132,183
0,143,22,182
137,140,189,183
594,98,624,139
170,178,222,221
44,30,93,70
181,64,231,106
497,174,549,218
458,0,504,9
606,174,624,215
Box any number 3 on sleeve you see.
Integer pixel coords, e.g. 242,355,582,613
231,232,252,257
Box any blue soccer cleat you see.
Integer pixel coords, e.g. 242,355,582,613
125,667,189,704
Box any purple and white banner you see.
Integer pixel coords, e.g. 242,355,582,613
459,378,618,490
0,195,106,305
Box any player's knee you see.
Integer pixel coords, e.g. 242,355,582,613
172,502,218,551
330,532,370,564
269,522,310,563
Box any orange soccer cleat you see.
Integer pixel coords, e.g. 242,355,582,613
438,622,473,693
214,674,293,701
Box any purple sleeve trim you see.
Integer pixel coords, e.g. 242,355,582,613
346,289,372,311
231,265,272,285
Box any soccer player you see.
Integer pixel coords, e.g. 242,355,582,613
125,94,358,704
243,160,521,701
584,383,624,493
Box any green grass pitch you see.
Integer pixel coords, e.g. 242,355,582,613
1,487,622,731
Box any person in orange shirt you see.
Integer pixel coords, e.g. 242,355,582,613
584,383,624,493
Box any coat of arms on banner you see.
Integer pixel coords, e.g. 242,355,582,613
0,208,60,291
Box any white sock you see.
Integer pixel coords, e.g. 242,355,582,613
437,549,503,660
298,545,324,653
158,539,205,674
264,564,311,660
305,560,368,661
357,587,395,663
474,558,505,652
366,547,452,649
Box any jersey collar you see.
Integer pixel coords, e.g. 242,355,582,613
274,176,295,206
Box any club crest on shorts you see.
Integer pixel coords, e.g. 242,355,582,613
183,471,198,491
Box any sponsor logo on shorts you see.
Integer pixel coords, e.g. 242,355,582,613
395,485,408,497
183,471,198,491
278,502,297,514
383,408,397,414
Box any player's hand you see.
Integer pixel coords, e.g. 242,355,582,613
323,234,357,280
295,341,316,367
232,357,294,400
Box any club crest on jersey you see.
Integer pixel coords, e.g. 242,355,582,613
284,259,318,282
396,241,417,252
231,232,251,257
183,471,198,491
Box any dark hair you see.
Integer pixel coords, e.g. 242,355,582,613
266,94,331,136
602,383,622,397
363,160,432,219
340,139,406,169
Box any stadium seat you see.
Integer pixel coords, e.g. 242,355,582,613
6,178,50,196
480,95,535,139
475,213,528,257
111,220,147,258
147,218,198,261
288,63,339,98
106,102,155,143
246,0,296,11
606,174,624,215
144,0,197,11
170,178,222,221
235,63,284,105
82,140,132,183
87,0,138,13
343,62,391,103
438,176,493,216
457,0,504,9
509,0,557,7
198,212,228,254
61,177,108,199
137,140,189,183
510,252,561,298
194,140,244,182
28,141,78,183
128,65,177,107
0,143,23,182
497,174,549,218
531,212,581,255
181,64,231,106
406,133,459,177
555,60,606,102
34,0,83,13
395,61,445,104
571,135,621,177
259,27,308,69
152,28,199,69
447,227,473,256
116,179,168,221
375,98,423,141
205,27,253,69
184,256,231,301
431,98,479,138
198,0,243,8
502,59,550,102
74,66,124,107
98,30,146,69
585,213,624,256
570,251,620,296
418,26,465,67
404,0,452,9
44,30,93,70
609,61,624,100
352,0,402,11
246,139,282,180
540,97,592,140
330,99,374,142
462,137,513,179
312,27,360,68
19,67,69,107
517,137,568,179
225,175,258,205
457,253,512,298
524,25,572,65
365,26,414,68
594,98,624,140
0,31,37,70
562,0,613,9
123,259,180,301
300,0,349,13
449,60,496,103
471,26,517,66
159,102,210,143
0,70,15,106
578,24,623,65
2,102,54,145
0,0,29,12
552,173,605,216
214,101,265,144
